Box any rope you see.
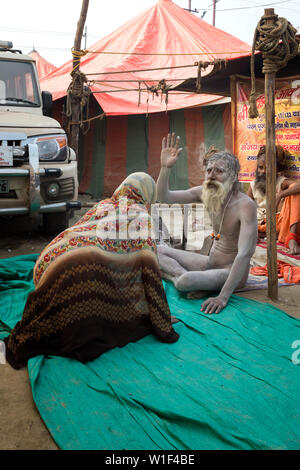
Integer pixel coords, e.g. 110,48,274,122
91,78,210,82
65,50,227,121
140,79,171,111
69,111,105,125
83,59,225,77
249,12,299,119
66,49,93,134
84,64,199,76
71,47,89,59
91,88,198,95
72,48,251,57
194,60,222,91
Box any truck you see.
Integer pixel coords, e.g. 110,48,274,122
0,40,81,235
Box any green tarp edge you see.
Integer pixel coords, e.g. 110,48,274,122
1,254,300,450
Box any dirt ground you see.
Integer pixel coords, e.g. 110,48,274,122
0,196,299,450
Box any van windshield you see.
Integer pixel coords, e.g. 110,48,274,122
0,60,40,106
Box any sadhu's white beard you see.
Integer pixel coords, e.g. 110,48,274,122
201,179,233,215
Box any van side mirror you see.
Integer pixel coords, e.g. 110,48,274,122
42,91,53,117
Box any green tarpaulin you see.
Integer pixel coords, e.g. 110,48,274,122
1,255,300,450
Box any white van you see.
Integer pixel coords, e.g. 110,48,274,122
0,41,81,235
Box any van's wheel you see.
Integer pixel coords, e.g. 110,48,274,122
42,212,70,236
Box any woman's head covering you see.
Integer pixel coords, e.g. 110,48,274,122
113,172,157,205
34,173,158,285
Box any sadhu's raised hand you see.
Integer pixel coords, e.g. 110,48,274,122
161,133,182,169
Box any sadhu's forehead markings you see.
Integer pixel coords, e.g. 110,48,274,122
206,161,227,172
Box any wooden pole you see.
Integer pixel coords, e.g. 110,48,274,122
212,0,216,26
264,8,278,300
83,26,87,49
70,0,89,157
230,75,237,155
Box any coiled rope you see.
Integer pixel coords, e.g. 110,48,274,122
249,12,299,119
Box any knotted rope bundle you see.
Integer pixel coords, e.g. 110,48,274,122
66,50,92,134
195,59,225,92
66,69,90,115
141,79,172,113
249,12,299,119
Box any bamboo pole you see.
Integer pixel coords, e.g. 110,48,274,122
69,0,90,157
264,8,278,300
230,75,237,155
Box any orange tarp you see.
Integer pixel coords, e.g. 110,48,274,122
41,0,250,116
29,49,57,79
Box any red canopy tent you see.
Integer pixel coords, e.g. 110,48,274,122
29,49,57,80
40,0,251,198
41,0,250,115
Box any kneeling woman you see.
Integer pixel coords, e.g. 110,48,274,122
5,173,179,369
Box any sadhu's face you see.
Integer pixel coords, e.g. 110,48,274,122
205,160,228,187
256,156,266,178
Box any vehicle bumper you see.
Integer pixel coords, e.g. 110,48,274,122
0,145,80,215
0,200,81,216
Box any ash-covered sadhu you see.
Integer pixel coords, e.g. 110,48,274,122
156,133,258,314
5,173,179,369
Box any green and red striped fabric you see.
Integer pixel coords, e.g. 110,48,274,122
53,99,232,199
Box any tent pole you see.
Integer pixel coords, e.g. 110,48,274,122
264,8,278,300
212,1,216,26
70,0,89,158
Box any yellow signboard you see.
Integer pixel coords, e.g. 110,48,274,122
234,77,300,181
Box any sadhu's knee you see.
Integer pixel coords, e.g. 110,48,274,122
174,274,190,292
157,245,167,255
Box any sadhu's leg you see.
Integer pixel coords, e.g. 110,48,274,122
174,268,231,293
157,245,209,271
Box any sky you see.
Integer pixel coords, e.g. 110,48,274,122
1,0,300,68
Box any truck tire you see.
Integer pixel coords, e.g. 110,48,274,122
43,212,70,236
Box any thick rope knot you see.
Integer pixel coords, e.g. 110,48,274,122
195,61,212,92
157,79,171,104
142,79,172,113
249,91,259,120
249,13,299,119
69,70,88,97
66,68,92,134
66,69,88,116
195,59,225,92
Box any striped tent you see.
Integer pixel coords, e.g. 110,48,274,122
64,100,233,199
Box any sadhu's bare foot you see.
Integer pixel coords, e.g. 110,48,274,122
288,239,300,255
171,316,179,324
